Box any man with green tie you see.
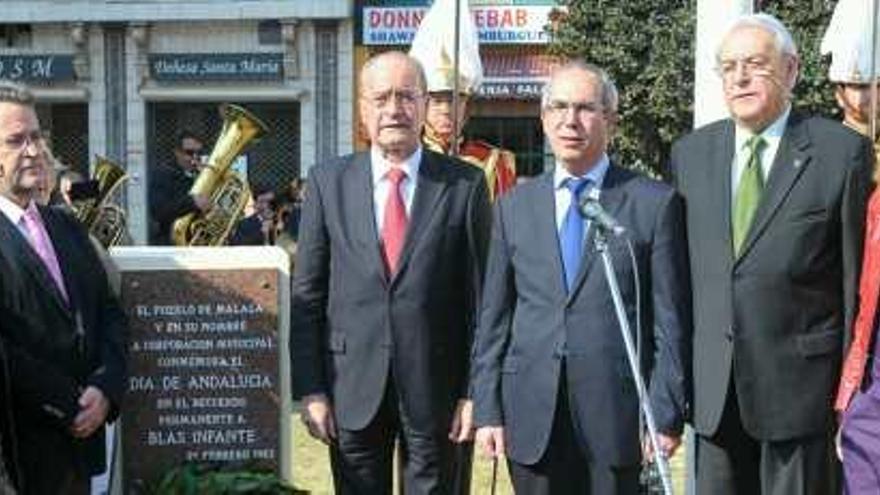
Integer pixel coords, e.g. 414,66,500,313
670,13,873,495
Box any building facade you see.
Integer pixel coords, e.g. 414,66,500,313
1,0,354,244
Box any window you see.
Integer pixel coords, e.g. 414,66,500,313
0,25,32,48
258,20,281,46
464,117,545,177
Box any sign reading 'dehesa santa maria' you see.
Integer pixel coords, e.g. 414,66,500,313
111,246,291,492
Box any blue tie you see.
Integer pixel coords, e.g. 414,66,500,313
560,177,591,292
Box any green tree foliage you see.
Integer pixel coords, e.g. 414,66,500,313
760,0,839,119
547,0,840,176
548,0,696,177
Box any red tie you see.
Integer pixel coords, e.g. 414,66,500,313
382,167,408,275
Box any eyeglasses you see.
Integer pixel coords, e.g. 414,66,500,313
544,100,604,118
2,130,44,152
362,89,424,109
715,56,774,80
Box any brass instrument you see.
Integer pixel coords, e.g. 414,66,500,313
171,104,269,246
72,156,129,247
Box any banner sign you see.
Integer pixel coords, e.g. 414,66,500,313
0,55,75,83
150,53,283,82
361,5,555,45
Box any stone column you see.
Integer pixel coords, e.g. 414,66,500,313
694,0,753,128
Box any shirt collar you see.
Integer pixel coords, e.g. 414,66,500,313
735,104,791,151
371,146,423,186
553,153,611,191
0,194,31,226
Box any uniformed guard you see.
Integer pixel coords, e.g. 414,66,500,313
410,0,516,202
821,0,880,169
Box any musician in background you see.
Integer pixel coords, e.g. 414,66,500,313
229,186,277,246
148,130,211,245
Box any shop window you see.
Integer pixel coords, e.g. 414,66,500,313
0,25,32,48
36,103,89,173
147,100,300,198
464,116,545,177
258,20,282,46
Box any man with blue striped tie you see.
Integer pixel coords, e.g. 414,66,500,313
471,60,691,495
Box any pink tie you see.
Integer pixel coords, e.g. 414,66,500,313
381,167,408,275
21,205,69,303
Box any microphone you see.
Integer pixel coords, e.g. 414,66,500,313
578,190,626,236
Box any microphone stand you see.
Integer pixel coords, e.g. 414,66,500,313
593,227,674,495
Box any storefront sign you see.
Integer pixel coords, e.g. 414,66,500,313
0,55,75,82
150,53,283,81
477,80,545,100
361,5,555,45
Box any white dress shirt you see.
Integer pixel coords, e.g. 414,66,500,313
553,154,611,231
732,105,791,196
0,194,31,239
371,146,423,233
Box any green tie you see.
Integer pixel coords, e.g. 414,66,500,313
732,135,766,255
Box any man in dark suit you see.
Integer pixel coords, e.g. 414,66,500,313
0,82,127,494
148,129,211,245
471,61,690,495
0,339,19,493
290,51,490,494
670,13,873,494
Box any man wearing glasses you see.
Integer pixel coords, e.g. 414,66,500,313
148,129,212,245
471,60,690,495
671,13,873,494
0,81,127,494
291,51,490,494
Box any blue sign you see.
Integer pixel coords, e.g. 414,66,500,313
150,53,284,82
0,55,75,83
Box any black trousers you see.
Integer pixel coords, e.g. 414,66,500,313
507,376,639,495
330,379,455,495
696,377,839,495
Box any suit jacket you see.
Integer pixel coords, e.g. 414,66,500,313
290,150,491,434
149,162,198,245
0,205,127,484
229,214,267,246
671,112,873,440
0,339,20,492
471,165,691,467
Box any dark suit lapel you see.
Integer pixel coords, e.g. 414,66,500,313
41,207,81,313
0,210,71,316
346,153,388,288
391,152,448,286
533,173,567,299
566,165,627,305
735,114,811,265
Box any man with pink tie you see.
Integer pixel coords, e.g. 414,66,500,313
0,81,126,494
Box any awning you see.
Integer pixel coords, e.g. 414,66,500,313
478,48,559,100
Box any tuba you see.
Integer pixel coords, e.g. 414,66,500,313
171,104,269,246
72,156,129,247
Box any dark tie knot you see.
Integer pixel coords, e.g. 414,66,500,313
386,167,407,185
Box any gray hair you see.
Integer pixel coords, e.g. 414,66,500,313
0,80,34,106
541,60,619,115
716,13,799,60
360,51,428,94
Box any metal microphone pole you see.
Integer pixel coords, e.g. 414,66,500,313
593,228,674,495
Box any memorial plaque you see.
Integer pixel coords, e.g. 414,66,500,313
112,247,291,492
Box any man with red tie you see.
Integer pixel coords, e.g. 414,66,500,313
0,81,127,494
291,51,490,494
